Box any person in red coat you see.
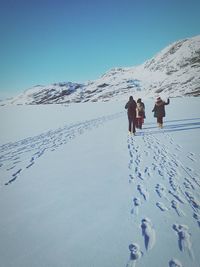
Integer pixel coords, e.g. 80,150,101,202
152,97,170,128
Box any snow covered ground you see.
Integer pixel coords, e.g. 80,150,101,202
0,97,200,267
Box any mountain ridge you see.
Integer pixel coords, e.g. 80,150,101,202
2,35,200,105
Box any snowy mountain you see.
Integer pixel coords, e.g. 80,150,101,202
2,35,200,105
85,35,200,100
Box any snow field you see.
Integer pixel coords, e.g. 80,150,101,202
0,97,200,267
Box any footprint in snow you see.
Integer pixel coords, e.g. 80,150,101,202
126,243,143,267
167,164,178,176
135,167,144,180
172,224,194,259
137,171,144,181
185,191,200,212
157,168,164,177
26,161,35,169
128,159,133,170
187,152,196,162
131,197,141,216
175,146,182,152
135,158,140,166
184,178,195,190
4,168,23,185
171,200,185,217
168,190,185,204
144,167,151,177
137,185,149,201
169,258,183,267
141,218,156,251
12,168,22,177
186,166,193,172
13,160,21,165
155,184,168,199
183,181,194,190
169,177,179,191
156,202,168,212
6,165,16,171
129,151,133,158
193,213,200,228
187,155,196,162
129,174,135,183
190,175,200,188
152,163,158,171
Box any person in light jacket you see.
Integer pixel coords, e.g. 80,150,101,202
136,98,145,129
152,96,170,128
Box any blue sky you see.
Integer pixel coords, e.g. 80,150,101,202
1,0,200,98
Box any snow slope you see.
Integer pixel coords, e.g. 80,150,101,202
85,35,200,100
0,97,200,267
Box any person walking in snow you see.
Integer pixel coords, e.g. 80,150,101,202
136,98,145,129
125,96,137,134
152,96,170,128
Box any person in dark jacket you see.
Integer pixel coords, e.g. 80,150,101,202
136,98,145,129
125,96,137,134
152,97,170,128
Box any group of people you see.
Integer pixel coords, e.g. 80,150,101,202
125,96,170,134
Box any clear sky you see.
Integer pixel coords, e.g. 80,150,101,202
1,0,200,98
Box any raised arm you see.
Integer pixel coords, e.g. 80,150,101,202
165,98,170,105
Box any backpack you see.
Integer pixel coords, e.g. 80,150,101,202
137,103,144,116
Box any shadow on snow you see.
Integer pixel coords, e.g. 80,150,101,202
141,119,200,135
